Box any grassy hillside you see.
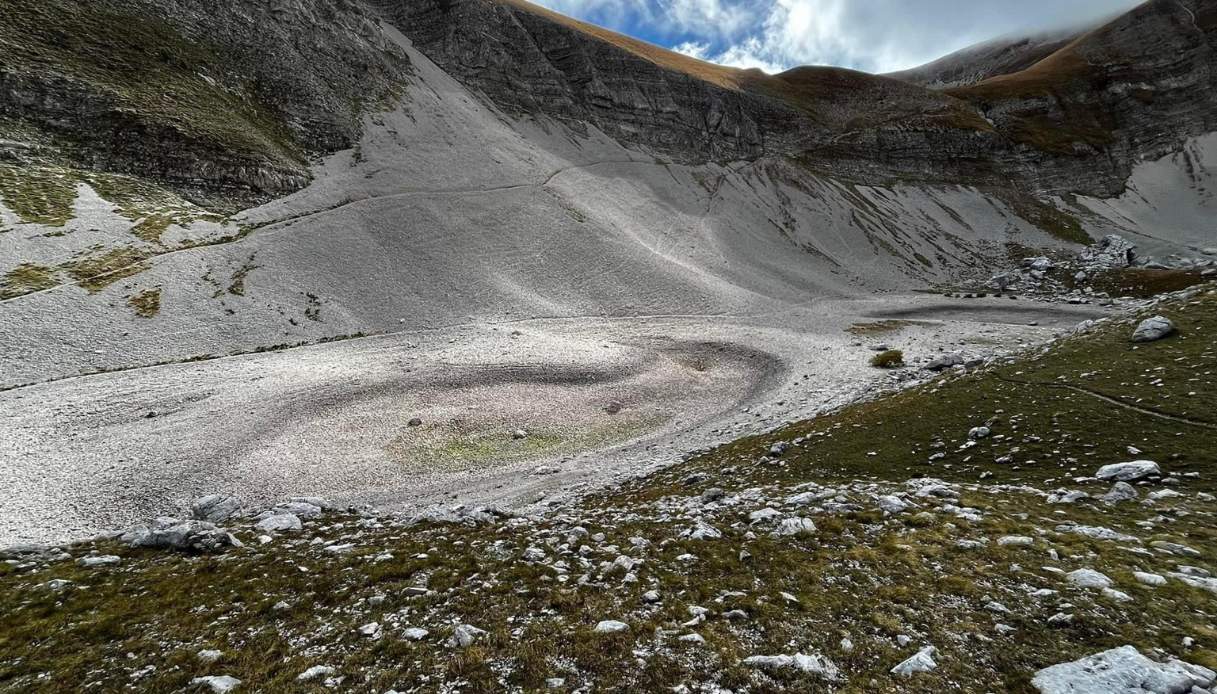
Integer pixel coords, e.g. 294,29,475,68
1,287,1214,692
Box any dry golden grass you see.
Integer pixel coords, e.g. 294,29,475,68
496,0,748,90
496,0,990,132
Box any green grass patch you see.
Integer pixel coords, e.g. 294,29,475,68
1000,192,1092,245
0,0,305,170
1061,267,1213,299
0,165,78,226
847,319,929,336
870,349,905,368
127,288,161,318
64,247,150,293
0,263,58,299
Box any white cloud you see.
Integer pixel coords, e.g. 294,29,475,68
536,0,1142,75
671,41,711,60
710,38,787,74
669,0,752,38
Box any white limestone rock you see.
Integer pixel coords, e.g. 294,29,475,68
743,653,840,681
1032,645,1215,694
1095,461,1160,482
891,646,938,677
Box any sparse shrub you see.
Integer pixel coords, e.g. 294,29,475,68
870,349,904,369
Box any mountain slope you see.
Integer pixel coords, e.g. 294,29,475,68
0,0,1214,380
0,30,1070,388
2,0,1215,389
947,0,1217,166
885,26,1090,89
0,0,408,203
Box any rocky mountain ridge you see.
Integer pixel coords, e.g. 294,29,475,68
0,0,408,205
4,0,1215,204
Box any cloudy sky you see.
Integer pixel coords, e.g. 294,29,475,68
531,0,1142,74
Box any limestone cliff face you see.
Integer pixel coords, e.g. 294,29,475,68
0,0,409,202
375,0,1217,199
369,0,804,162
372,0,1019,186
2,0,1214,204
947,0,1217,196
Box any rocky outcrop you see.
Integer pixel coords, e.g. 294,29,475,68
373,0,1022,184
369,0,806,161
0,0,410,202
948,0,1217,196
371,0,1217,200
1032,646,1216,694
4,0,1214,206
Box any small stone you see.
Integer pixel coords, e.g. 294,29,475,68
77,555,121,568
1131,316,1175,343
121,517,240,553
1095,460,1160,482
190,676,241,693
403,627,429,641
191,495,242,524
255,514,302,533
296,666,336,682
1133,571,1166,587
449,624,486,648
1066,568,1114,589
891,647,937,677
593,620,630,634
772,517,816,537
744,653,840,680
357,622,382,640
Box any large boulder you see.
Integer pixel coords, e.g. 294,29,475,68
255,513,303,533
1032,645,1214,694
121,518,241,553
1024,256,1054,272
191,495,242,524
1132,316,1175,343
1095,460,1161,482
1078,235,1136,268
925,352,965,372
1100,482,1139,504
271,501,324,519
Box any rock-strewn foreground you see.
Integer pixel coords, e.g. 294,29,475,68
2,288,1214,692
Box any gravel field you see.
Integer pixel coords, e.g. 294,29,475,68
0,296,1109,545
